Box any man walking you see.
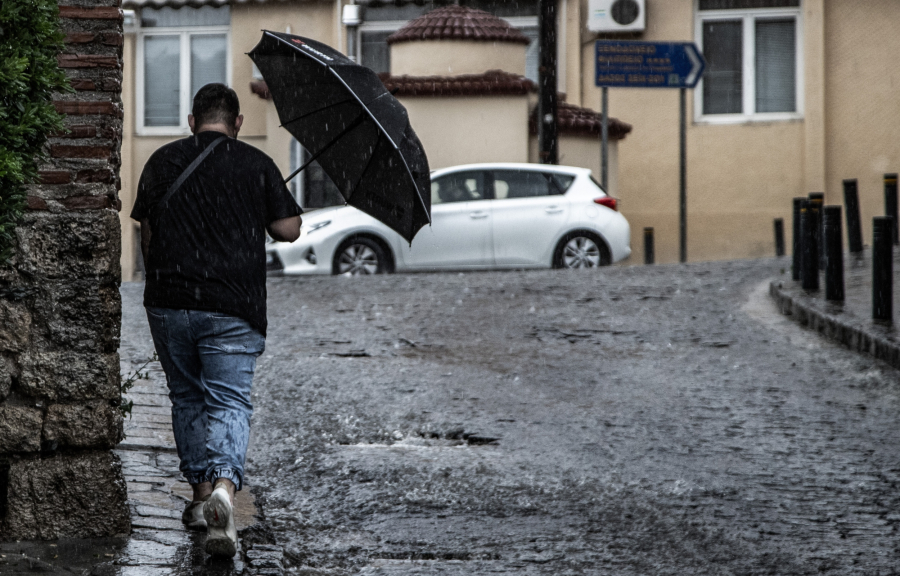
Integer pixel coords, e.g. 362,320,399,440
131,84,301,557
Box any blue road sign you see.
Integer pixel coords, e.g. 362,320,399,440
595,40,706,88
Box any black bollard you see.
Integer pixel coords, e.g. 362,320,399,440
792,197,804,280
823,206,844,301
873,217,893,322
844,179,864,254
801,200,819,290
809,192,825,270
885,173,899,245
774,218,785,257
643,227,654,265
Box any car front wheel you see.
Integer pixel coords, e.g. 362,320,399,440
332,236,389,276
553,231,611,269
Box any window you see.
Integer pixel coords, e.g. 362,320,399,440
431,172,486,205
696,0,801,122
360,29,394,74
289,139,344,210
357,0,539,80
492,170,568,199
137,6,230,134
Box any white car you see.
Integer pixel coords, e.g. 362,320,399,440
267,163,631,275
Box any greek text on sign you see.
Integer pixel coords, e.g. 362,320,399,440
594,40,705,89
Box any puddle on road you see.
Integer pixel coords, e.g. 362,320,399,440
0,537,126,575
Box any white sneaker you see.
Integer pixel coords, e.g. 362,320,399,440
181,496,209,531
203,485,238,557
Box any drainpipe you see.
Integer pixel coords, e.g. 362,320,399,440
342,3,362,62
538,0,558,165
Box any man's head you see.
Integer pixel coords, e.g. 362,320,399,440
189,83,243,137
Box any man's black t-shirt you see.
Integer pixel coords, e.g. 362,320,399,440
131,131,302,336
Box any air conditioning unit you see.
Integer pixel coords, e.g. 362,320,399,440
588,0,646,33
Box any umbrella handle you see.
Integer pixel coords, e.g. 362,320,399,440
283,112,367,184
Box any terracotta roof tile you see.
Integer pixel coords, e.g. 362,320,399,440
123,0,293,7
248,75,631,140
529,102,632,140
386,5,530,45
378,70,534,97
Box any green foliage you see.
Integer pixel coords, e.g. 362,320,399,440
0,0,70,264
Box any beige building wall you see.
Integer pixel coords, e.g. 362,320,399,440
581,0,816,264
121,33,137,281
563,0,582,106
399,96,530,170
231,1,339,137
119,1,340,280
824,0,900,249
392,40,526,77
119,0,627,279
528,135,619,196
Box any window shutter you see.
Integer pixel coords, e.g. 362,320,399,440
755,19,796,113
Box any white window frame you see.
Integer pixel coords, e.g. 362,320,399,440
289,138,304,207
356,21,405,70
694,2,803,125
135,24,232,136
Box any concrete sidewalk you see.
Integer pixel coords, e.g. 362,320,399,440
771,248,900,368
108,352,284,576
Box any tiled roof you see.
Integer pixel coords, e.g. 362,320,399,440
378,70,534,97
386,5,530,45
249,71,533,100
248,74,631,140
529,101,632,140
123,0,296,8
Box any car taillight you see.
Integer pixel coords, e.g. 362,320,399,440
594,197,618,211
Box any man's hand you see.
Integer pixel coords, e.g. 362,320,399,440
268,215,302,243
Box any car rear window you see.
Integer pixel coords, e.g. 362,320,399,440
492,170,574,199
551,174,575,193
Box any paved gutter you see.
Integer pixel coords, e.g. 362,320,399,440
770,250,900,369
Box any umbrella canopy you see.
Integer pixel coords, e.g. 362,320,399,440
248,31,430,243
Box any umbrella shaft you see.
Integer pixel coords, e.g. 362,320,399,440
281,97,358,130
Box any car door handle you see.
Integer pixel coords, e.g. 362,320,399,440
469,211,489,219
545,206,564,214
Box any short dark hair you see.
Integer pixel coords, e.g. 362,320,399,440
191,83,240,127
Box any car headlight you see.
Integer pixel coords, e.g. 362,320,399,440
300,220,331,237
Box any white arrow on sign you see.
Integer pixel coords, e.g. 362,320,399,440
685,44,703,87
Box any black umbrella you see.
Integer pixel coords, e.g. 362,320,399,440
248,31,430,243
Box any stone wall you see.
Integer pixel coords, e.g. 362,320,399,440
0,0,129,540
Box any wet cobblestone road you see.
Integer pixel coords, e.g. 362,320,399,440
123,258,900,575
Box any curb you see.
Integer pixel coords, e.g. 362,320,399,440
769,280,900,369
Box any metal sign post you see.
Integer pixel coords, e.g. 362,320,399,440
595,40,705,263
601,87,608,191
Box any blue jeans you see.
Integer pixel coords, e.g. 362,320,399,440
145,307,265,491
